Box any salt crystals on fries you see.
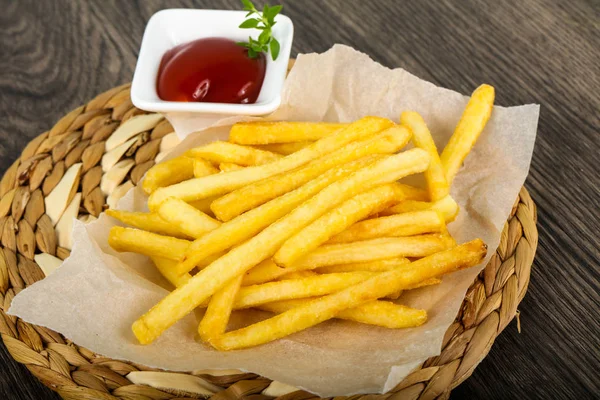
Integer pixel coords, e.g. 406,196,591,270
106,84,495,349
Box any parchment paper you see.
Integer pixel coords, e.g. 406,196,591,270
9,45,539,396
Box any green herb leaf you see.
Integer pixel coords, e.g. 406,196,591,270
239,18,260,29
238,0,283,60
241,0,254,11
264,5,282,22
269,37,280,60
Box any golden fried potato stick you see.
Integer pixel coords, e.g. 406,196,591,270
242,259,288,286
276,270,317,280
175,157,378,275
401,111,449,201
381,195,459,222
142,156,194,194
157,198,221,239
133,150,429,344
253,141,312,155
392,183,429,201
327,210,444,244
258,299,427,329
291,234,454,270
198,275,243,343
440,84,495,185
109,227,190,261
229,121,346,144
274,184,403,267
213,126,411,221
233,272,374,309
314,258,410,274
105,209,191,239
187,141,282,166
211,239,487,350
193,159,219,178
148,117,394,210
188,196,218,216
219,162,244,172
150,257,191,288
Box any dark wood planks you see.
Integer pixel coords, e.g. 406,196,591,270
0,0,598,399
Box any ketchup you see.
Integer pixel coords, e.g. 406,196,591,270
157,37,266,104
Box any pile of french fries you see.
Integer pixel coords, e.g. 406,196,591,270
107,84,494,350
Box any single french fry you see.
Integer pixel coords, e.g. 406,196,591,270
157,198,221,239
233,272,374,309
290,235,453,270
219,162,244,172
148,116,394,210
274,184,403,267
392,183,429,201
213,126,412,221
187,141,282,166
188,196,218,215
314,258,410,274
276,270,317,280
108,227,190,261
258,299,427,329
193,159,219,178
133,149,429,344
211,239,487,350
176,157,379,275
327,210,444,244
253,141,312,155
242,259,287,286
440,84,495,184
142,156,194,194
381,195,459,222
105,209,192,239
151,256,191,288
229,121,346,144
198,275,243,343
401,111,449,201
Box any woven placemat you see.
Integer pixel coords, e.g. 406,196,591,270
0,83,538,400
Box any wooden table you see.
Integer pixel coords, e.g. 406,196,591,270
1,0,598,399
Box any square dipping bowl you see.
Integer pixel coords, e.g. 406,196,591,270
131,9,294,116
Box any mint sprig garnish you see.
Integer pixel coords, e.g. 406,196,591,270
237,0,282,60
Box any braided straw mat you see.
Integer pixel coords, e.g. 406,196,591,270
0,82,538,400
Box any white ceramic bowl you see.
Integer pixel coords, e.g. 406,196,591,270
131,9,294,115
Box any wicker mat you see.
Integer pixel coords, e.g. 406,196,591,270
0,83,538,400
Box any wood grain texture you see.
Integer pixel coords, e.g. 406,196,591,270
0,0,598,399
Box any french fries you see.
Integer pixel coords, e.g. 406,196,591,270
440,84,495,185
401,111,449,201
151,257,191,288
142,156,194,194
274,184,402,267
290,235,454,270
187,141,282,166
230,121,346,144
109,98,492,349
258,299,427,329
315,258,410,274
133,149,430,344
212,126,412,221
157,198,221,239
105,209,192,239
327,210,445,243
177,157,379,275
198,275,243,343
254,141,312,155
234,272,374,309
193,159,219,178
148,117,394,210
211,239,487,350
381,195,459,222
219,162,244,172
109,227,190,261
